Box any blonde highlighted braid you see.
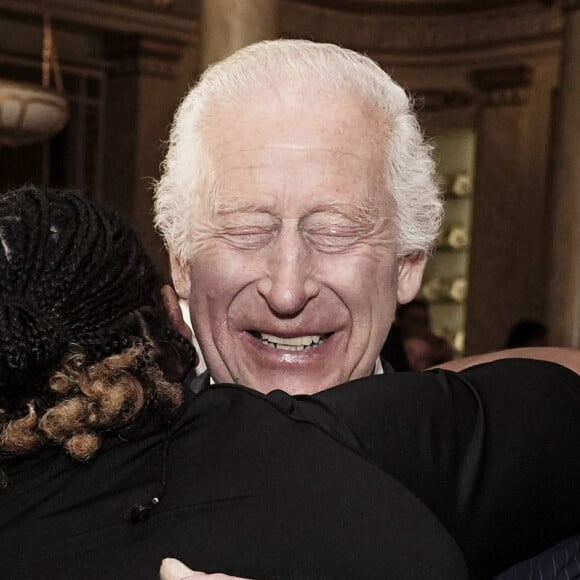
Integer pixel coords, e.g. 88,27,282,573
0,186,196,462
1,346,183,461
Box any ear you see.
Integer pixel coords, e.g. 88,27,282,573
397,252,427,304
161,284,193,341
169,253,191,300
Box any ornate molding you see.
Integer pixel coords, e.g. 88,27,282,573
0,0,198,45
280,1,563,54
412,89,473,112
469,64,534,106
290,0,538,16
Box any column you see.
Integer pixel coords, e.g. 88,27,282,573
546,1,580,347
103,34,185,268
465,65,538,354
201,0,278,69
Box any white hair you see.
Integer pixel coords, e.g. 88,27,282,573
154,39,442,262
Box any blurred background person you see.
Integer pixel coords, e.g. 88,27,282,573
383,299,456,370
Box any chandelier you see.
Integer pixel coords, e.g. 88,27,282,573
0,2,69,147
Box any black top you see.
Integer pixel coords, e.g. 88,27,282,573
1,359,579,580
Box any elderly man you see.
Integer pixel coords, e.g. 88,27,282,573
154,40,580,580
155,39,439,394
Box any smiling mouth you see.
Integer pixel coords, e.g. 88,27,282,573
249,331,331,352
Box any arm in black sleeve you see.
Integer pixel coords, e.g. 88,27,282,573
312,359,580,578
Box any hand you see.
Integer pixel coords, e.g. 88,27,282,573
160,558,253,580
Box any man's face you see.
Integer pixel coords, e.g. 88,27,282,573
173,87,424,394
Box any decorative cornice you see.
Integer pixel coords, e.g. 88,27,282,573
280,1,563,55
469,64,534,106
290,0,538,16
412,89,473,112
0,0,198,45
369,36,561,69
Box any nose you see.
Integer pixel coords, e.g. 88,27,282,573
257,227,319,316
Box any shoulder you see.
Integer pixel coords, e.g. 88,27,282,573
435,348,580,375
440,357,580,397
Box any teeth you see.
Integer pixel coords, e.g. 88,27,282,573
261,333,321,346
259,332,326,351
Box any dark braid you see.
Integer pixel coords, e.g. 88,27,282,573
0,186,195,459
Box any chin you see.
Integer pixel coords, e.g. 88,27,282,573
251,374,341,396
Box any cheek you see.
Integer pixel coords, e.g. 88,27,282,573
189,245,257,307
319,250,398,309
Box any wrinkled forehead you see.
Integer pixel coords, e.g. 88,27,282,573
205,83,384,154
200,85,390,214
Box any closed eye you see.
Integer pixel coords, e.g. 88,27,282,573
303,225,367,252
300,207,378,253
220,226,277,250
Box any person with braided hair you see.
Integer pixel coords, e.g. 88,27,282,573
1,185,580,580
0,185,193,464
0,185,204,578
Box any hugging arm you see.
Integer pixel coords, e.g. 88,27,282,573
433,347,580,374
312,359,580,578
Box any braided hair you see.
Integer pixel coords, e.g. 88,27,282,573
0,186,195,461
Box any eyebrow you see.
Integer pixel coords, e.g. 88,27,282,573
213,198,383,231
214,198,267,215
